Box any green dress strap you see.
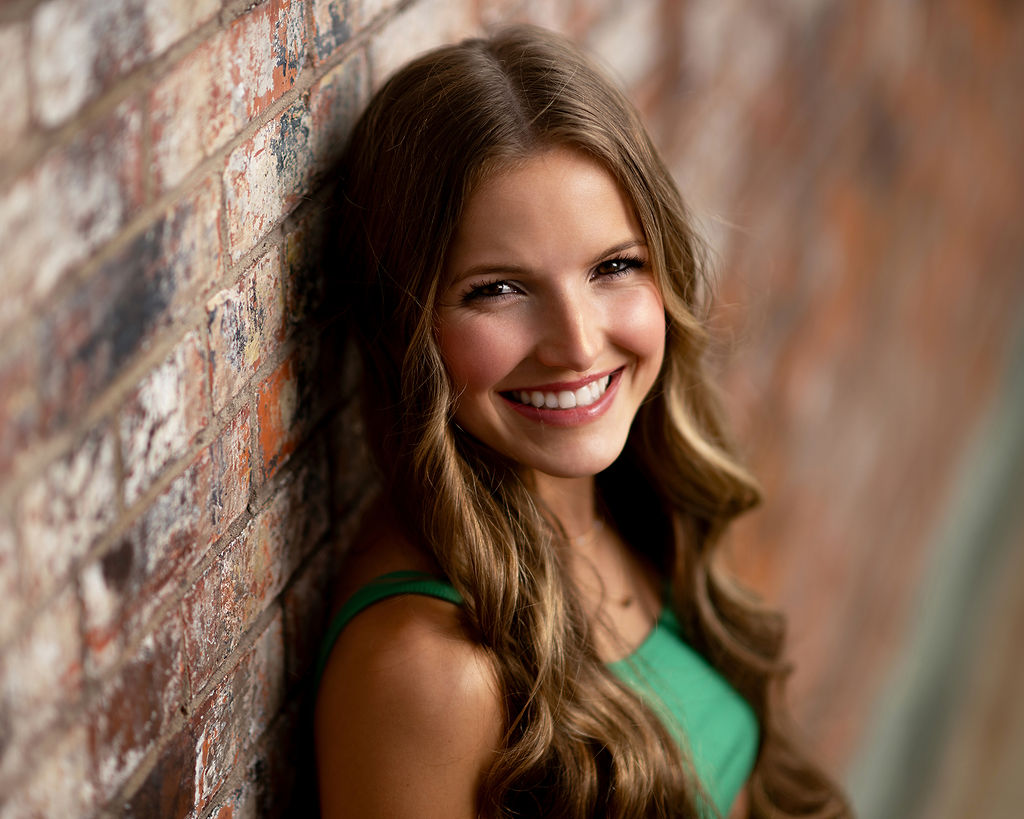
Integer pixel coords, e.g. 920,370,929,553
313,570,462,689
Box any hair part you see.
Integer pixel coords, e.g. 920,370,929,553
336,24,850,818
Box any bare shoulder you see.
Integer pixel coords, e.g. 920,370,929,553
315,509,503,818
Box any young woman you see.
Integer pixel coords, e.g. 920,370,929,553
314,26,849,819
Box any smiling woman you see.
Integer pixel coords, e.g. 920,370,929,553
314,25,850,819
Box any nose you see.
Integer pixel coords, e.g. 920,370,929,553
534,293,601,372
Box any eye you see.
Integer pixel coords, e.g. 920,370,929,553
462,279,521,302
593,255,646,279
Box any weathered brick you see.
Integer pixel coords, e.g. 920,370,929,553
150,0,306,193
0,587,81,780
368,0,475,86
0,523,18,646
223,102,314,263
183,443,322,690
283,208,329,329
586,0,664,91
120,329,210,506
311,0,352,62
0,101,143,334
91,611,186,801
83,406,250,674
18,424,119,604
354,0,401,28
255,356,302,481
0,725,96,819
207,249,286,413
328,396,376,514
30,0,219,127
0,336,39,482
0,25,30,154
309,49,367,176
119,725,195,819
39,177,222,436
282,542,336,687
189,613,285,813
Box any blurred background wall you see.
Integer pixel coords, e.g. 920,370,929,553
0,0,1020,815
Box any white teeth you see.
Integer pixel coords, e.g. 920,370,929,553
513,375,612,410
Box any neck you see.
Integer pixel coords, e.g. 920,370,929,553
530,472,599,540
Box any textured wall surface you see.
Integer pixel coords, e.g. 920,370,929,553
1,0,1021,816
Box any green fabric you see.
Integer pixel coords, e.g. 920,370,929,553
315,571,758,816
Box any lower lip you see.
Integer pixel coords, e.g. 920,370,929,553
500,371,622,427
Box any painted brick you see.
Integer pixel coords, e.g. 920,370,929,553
223,102,314,263
0,523,18,647
119,726,195,819
0,101,143,335
18,424,118,604
282,543,336,687
150,0,306,193
0,725,95,819
354,0,402,28
309,49,367,176
120,329,210,507
91,611,186,801
83,407,250,674
368,0,476,85
311,0,352,62
0,587,81,781
39,177,222,437
0,336,39,481
0,25,30,154
183,444,323,690
207,249,286,413
255,355,302,481
189,613,285,814
30,0,219,127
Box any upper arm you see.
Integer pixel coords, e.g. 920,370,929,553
314,596,503,819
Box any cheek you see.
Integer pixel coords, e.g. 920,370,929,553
437,314,522,392
613,287,666,367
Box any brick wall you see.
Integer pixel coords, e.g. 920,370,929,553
0,1,678,815
2,0,1022,816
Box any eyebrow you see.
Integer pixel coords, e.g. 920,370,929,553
449,238,648,285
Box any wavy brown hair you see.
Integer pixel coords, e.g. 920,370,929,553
335,25,849,818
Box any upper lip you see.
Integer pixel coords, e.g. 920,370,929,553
502,366,621,394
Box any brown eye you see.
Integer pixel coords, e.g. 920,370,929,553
463,280,520,302
594,256,645,279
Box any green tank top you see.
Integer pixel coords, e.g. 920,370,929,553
315,571,759,816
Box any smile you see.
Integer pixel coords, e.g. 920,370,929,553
507,374,612,410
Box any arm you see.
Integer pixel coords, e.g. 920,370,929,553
315,595,503,819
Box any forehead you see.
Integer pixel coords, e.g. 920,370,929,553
447,148,643,275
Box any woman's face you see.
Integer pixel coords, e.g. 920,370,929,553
436,147,666,481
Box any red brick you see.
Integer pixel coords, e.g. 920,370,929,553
282,543,336,686
82,407,250,674
0,25,29,154
39,177,222,436
368,0,476,86
309,49,368,176
150,0,306,192
207,249,286,413
255,357,301,481
310,0,353,62
118,726,195,819
18,424,118,604
0,335,39,482
29,0,218,127
223,102,314,263
261,443,331,573
0,587,82,781
0,523,18,646
91,611,186,801
0,101,143,335
189,613,285,813
119,329,210,506
0,725,96,819
282,209,328,329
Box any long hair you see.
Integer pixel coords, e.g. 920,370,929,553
336,25,849,818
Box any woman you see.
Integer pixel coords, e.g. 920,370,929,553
315,25,849,819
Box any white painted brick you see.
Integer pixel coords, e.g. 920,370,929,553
369,0,477,87
0,101,142,334
120,330,208,506
0,725,95,819
0,26,30,153
18,426,118,602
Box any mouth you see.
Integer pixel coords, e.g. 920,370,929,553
501,369,620,411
